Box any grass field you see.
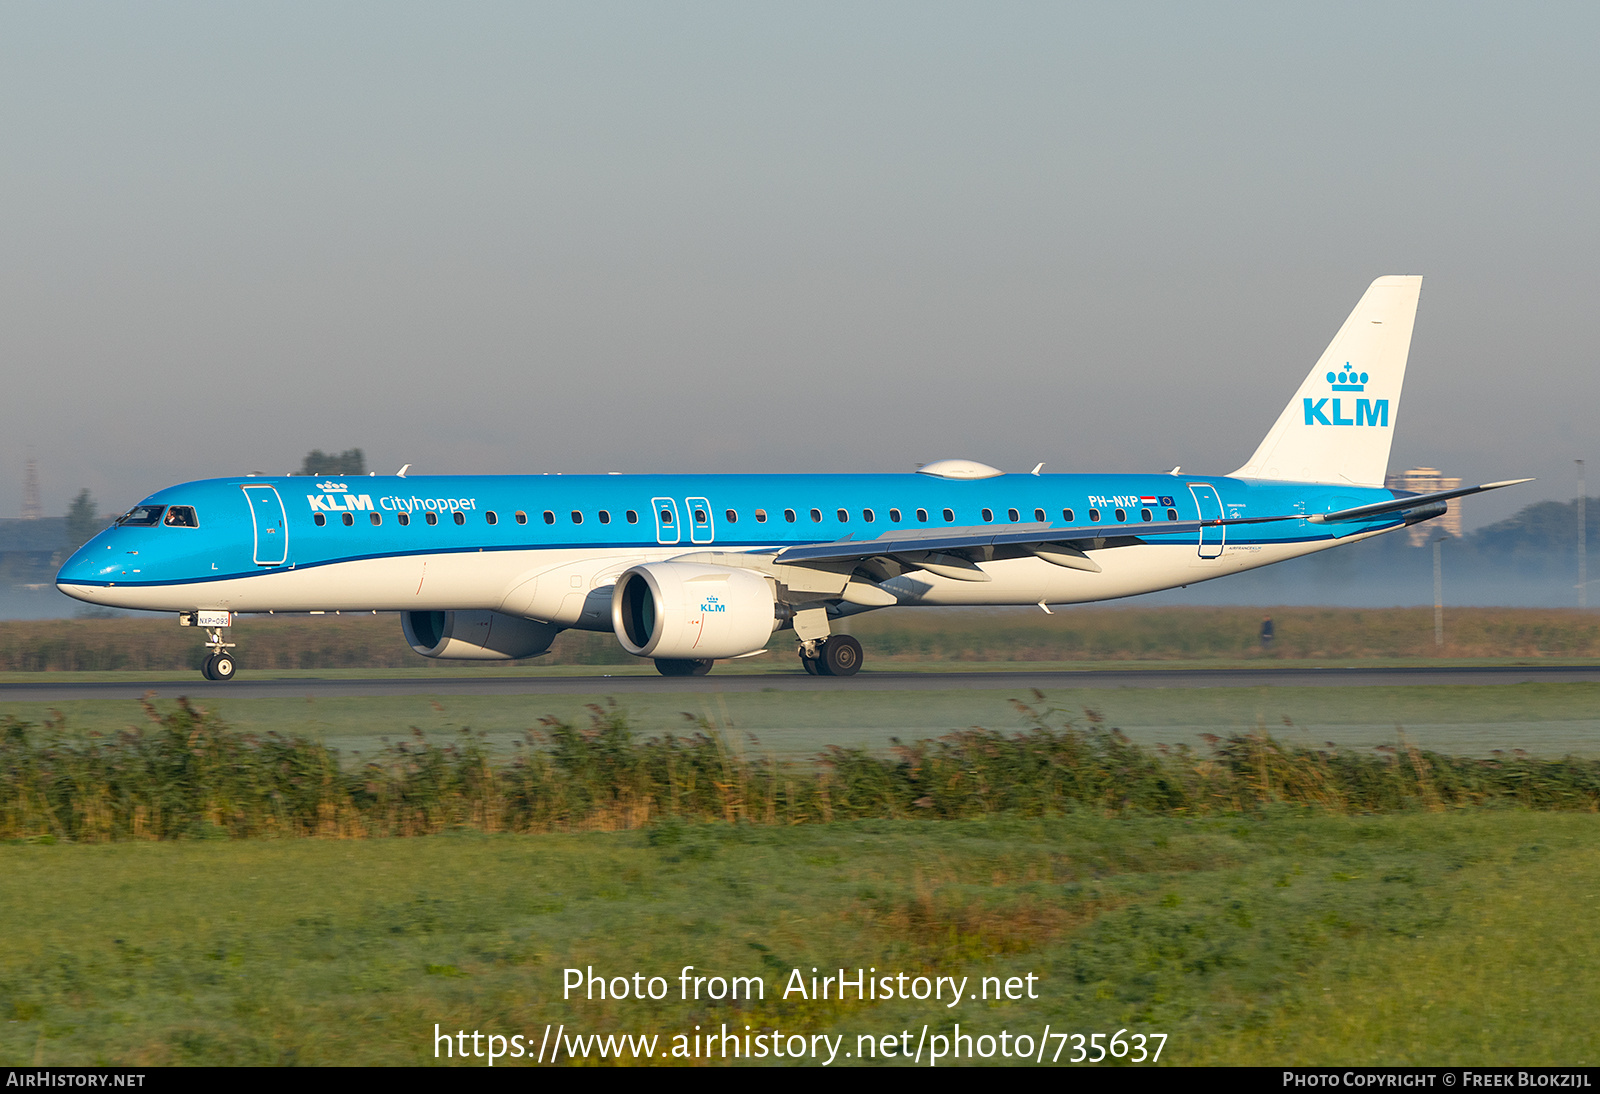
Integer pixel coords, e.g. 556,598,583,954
7,682,1600,760
2,813,1596,1066
5,606,1597,1067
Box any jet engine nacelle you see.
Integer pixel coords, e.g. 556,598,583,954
402,610,563,660
612,562,777,660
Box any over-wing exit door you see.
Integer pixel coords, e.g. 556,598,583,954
686,497,714,544
651,497,680,545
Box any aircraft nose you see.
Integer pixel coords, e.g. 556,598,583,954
56,542,120,588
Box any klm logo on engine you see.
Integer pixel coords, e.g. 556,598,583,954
700,596,726,614
1303,361,1388,427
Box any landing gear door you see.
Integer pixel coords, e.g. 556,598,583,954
651,497,680,546
1188,483,1224,559
686,497,714,544
242,485,289,566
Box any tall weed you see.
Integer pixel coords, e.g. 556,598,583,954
2,695,1597,842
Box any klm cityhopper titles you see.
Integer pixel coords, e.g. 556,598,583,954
57,276,1527,680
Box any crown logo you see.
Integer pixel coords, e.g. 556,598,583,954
1327,362,1367,392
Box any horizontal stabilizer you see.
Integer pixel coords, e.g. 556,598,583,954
1308,479,1534,524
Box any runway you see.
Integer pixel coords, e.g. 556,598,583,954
4,663,1599,703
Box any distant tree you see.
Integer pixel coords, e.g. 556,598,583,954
300,448,367,476
1470,497,1597,558
65,489,99,552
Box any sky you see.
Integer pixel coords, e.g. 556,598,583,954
2,2,1596,530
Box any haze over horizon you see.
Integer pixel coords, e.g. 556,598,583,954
3,3,1595,531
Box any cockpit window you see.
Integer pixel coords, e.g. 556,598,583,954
163,506,199,528
117,505,165,526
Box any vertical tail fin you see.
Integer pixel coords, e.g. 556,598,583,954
1231,275,1422,486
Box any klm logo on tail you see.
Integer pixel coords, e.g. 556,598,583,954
1303,362,1388,427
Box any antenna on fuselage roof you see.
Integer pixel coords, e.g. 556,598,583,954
396,464,410,478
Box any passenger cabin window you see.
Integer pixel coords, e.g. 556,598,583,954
981,508,994,522
342,512,354,526
862,508,875,523
836,509,848,522
1088,509,1100,522
1167,508,1178,521
626,510,639,524
810,508,822,522
571,511,583,524
599,511,611,524
117,505,164,527
486,511,498,525
694,508,707,523
659,509,673,525
916,508,928,522
370,513,381,526
942,508,954,522
724,509,737,523
454,511,466,525
1114,508,1126,522
889,508,902,522
515,511,527,525
314,513,327,527
755,509,768,523
1063,508,1075,522
543,511,555,525
1035,508,1046,522
398,512,410,526
1141,508,1152,522
784,509,796,523
1007,508,1020,523
163,506,198,528
426,512,439,525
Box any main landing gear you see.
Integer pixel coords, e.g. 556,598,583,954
655,658,714,677
798,634,863,677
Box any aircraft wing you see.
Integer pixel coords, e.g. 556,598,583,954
776,516,1243,567
1307,479,1533,524
771,479,1534,571
764,477,1533,581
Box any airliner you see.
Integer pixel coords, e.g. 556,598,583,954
57,276,1526,681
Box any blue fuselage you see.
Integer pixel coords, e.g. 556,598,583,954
58,471,1401,604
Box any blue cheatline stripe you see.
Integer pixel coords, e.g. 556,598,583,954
57,527,1378,590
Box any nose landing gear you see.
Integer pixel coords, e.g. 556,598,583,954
199,626,239,681
180,611,240,682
